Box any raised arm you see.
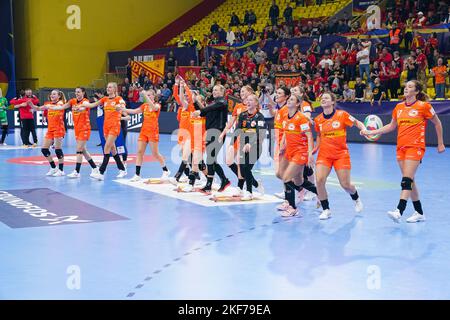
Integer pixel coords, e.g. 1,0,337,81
48,101,71,111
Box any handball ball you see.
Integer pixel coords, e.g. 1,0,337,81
364,114,383,142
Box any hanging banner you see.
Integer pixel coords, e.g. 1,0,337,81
131,59,165,83
352,0,379,16
275,73,302,88
177,66,202,81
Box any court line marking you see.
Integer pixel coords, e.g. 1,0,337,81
125,216,301,298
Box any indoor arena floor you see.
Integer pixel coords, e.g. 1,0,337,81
0,129,449,300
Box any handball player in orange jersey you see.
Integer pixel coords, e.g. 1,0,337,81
28,90,67,177
362,80,445,223
314,92,366,220
267,87,290,199
119,89,170,182
276,94,317,217
171,76,194,184
79,82,127,180
45,87,99,178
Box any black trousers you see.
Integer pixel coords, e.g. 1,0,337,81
265,117,274,158
239,147,262,193
21,119,37,145
205,129,225,177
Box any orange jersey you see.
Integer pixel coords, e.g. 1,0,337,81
284,111,310,151
314,110,356,158
274,105,288,143
190,116,206,151
301,101,313,113
45,101,65,132
232,103,247,119
177,104,195,130
392,100,435,149
141,103,160,134
100,96,125,126
69,98,90,131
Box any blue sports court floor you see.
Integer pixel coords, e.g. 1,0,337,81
0,129,449,299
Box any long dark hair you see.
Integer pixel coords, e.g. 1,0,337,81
409,80,429,102
76,87,88,100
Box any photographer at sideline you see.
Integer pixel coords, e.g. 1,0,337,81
258,83,275,157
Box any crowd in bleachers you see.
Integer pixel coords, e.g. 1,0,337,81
125,0,449,111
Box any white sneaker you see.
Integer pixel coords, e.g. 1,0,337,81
90,167,99,178
161,170,171,181
281,206,299,217
277,201,290,211
387,209,402,223
91,172,104,181
274,192,285,199
303,190,316,201
52,169,65,177
256,179,265,195
67,170,80,179
169,177,179,185
129,174,141,182
1,142,7,146
241,191,253,201
46,168,58,176
354,198,364,213
116,170,127,178
182,184,194,192
179,176,189,183
406,211,426,223
319,209,332,220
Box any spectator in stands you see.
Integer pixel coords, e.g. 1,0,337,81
393,51,403,70
164,72,175,90
405,56,418,81
159,83,172,109
246,24,256,41
122,77,131,95
404,13,414,52
431,57,448,99
413,11,426,27
318,51,333,69
243,10,250,26
354,77,367,102
128,84,140,103
370,78,386,106
342,83,355,102
441,6,450,23
126,58,133,82
416,48,428,90
425,32,439,67
218,27,227,43
229,12,240,27
210,21,219,35
248,10,257,25
138,69,146,87
379,61,391,93
166,51,177,73
283,4,293,26
177,35,189,47
226,27,235,45
388,22,402,53
269,0,279,26
388,61,401,99
188,35,199,49
357,43,371,84
346,43,358,81
143,76,152,90
426,10,439,25
309,38,321,57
